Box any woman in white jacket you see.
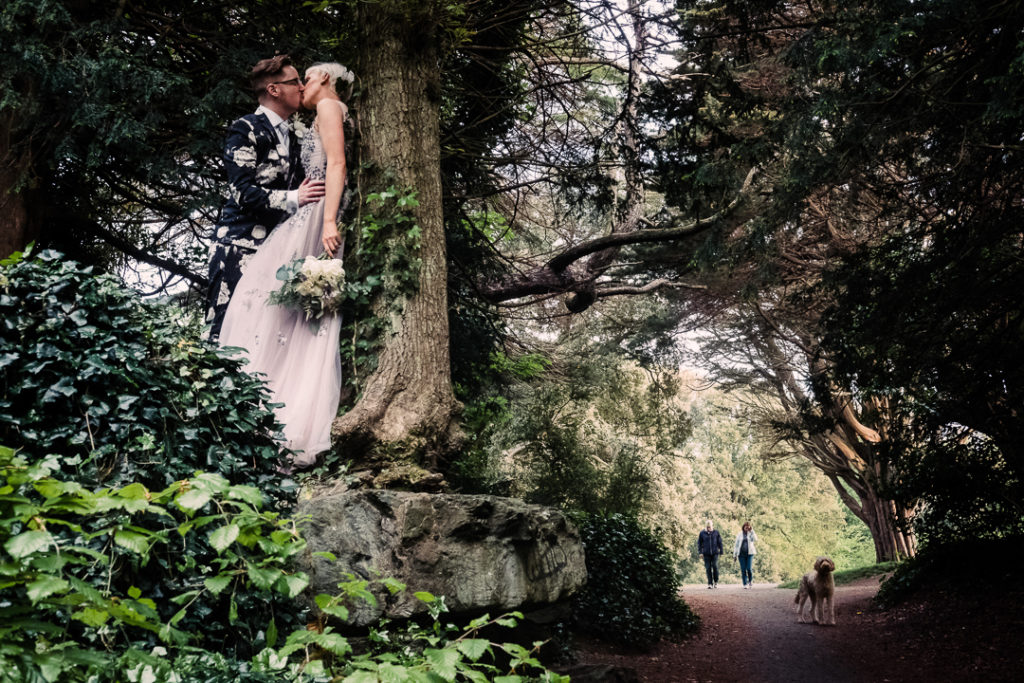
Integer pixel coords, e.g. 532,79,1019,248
733,521,758,588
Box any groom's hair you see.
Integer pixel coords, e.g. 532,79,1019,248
250,54,293,95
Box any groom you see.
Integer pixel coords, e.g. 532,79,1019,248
205,54,325,340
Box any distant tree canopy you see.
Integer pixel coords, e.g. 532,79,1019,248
646,0,1024,542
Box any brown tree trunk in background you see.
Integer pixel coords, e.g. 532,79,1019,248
0,117,35,258
830,473,916,562
331,0,461,477
757,330,917,563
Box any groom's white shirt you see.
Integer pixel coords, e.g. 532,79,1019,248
255,105,299,213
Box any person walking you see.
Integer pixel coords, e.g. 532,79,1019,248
698,520,724,588
733,521,758,588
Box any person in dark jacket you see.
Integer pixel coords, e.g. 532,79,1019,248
698,520,724,588
205,54,325,340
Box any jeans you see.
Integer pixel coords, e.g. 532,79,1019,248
738,553,753,585
703,554,720,585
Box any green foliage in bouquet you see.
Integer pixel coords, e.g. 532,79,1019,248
572,513,699,649
268,254,346,328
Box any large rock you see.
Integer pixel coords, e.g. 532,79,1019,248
295,490,587,625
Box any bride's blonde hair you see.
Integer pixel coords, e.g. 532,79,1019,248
306,62,355,98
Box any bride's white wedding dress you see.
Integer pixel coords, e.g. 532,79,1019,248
219,105,345,467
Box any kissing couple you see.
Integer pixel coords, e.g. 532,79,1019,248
205,55,355,470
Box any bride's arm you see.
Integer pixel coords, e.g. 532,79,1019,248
317,99,347,257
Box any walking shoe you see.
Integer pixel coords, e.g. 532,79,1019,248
707,584,713,589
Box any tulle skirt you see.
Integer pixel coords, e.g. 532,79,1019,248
219,200,342,467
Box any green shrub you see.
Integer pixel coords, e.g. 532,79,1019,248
0,249,298,654
0,445,567,683
0,249,288,496
0,445,307,682
875,536,1021,608
572,513,699,649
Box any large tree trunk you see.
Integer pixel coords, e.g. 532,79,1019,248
755,328,917,562
0,116,35,258
829,471,916,562
332,0,461,474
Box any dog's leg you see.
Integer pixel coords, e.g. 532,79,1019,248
827,595,835,625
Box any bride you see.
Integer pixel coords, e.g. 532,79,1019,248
219,62,353,468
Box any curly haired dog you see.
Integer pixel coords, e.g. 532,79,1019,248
795,556,836,625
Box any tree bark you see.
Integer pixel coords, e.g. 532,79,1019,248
756,322,916,562
0,116,36,258
331,0,461,470
828,471,916,562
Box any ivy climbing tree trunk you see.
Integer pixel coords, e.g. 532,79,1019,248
331,0,461,475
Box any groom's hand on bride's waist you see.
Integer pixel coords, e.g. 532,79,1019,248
298,178,326,206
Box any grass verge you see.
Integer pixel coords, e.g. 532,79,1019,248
776,561,898,589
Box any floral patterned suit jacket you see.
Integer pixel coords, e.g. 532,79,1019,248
213,112,305,249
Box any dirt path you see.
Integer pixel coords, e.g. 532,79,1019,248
574,578,968,682
667,581,879,682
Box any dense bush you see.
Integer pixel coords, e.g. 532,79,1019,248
0,445,566,682
0,249,289,497
0,249,298,654
875,536,1021,608
0,445,306,682
572,513,699,649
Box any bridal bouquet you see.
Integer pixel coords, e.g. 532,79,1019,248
268,255,345,327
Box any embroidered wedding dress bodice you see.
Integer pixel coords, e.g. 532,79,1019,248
219,102,347,467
